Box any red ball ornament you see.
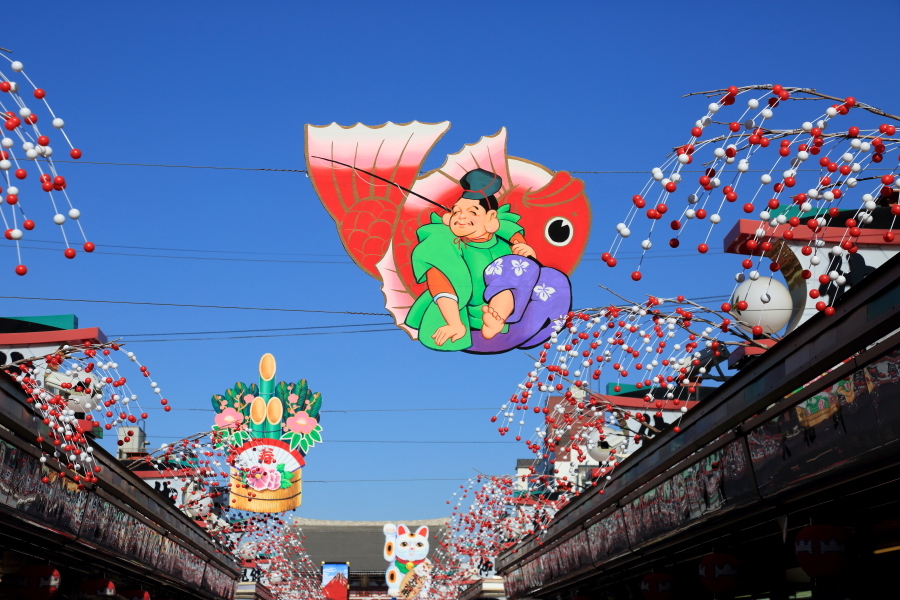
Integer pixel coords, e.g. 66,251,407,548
70,148,82,159
721,303,732,312
33,88,46,99
664,181,677,193
14,168,26,180
64,248,76,259
736,300,749,311
606,257,617,267
83,241,95,252
37,135,49,146
697,243,708,254
752,325,763,336
698,553,741,593
23,219,34,230
794,525,847,578
631,271,642,281
668,238,679,248
15,264,27,276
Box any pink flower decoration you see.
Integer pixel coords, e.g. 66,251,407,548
215,407,244,429
245,465,281,491
285,412,317,435
246,466,273,491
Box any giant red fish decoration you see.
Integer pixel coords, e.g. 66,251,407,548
305,122,591,353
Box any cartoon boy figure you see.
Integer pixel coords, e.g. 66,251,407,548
404,169,571,353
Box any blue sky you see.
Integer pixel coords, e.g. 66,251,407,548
1,0,898,521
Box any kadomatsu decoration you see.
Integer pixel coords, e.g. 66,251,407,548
305,122,591,354
210,354,323,512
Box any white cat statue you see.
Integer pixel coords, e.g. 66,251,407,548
383,523,432,599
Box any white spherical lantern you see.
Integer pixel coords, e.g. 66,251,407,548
585,427,627,462
730,276,794,334
268,573,284,585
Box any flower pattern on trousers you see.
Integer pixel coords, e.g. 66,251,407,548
533,284,555,301
485,258,503,276
511,259,529,276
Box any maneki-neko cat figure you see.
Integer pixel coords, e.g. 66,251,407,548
210,354,323,513
383,523,432,599
305,122,592,354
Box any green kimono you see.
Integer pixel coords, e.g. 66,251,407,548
405,206,524,351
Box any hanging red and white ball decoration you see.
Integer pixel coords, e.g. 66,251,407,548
0,54,92,276
604,85,899,320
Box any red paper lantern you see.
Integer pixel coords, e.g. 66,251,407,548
78,578,116,597
21,566,61,600
794,525,848,577
640,572,676,600
698,553,741,593
119,590,151,600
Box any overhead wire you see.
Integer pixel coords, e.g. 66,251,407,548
0,294,389,316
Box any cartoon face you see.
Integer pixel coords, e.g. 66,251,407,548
444,198,497,239
395,525,430,561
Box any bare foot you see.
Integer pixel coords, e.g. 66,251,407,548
481,305,506,339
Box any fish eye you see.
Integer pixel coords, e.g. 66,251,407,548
545,217,574,246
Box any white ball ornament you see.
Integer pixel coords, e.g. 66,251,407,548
1,137,13,148
802,121,813,132
678,154,690,164
619,227,630,238
9,228,22,240
18,107,31,118
860,142,871,152
761,108,773,119
797,151,809,161
810,255,821,266
52,118,65,129
730,277,795,334
641,239,652,250
10,61,23,72
747,98,759,109
801,202,813,213
710,214,721,224
68,208,81,220
826,106,838,117
52,214,65,225
0,160,10,171
714,147,726,158
850,139,861,149
842,152,854,163
708,102,720,113
761,173,772,184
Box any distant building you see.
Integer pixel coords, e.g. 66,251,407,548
290,517,448,600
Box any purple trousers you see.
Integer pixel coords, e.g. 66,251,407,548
467,256,572,354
